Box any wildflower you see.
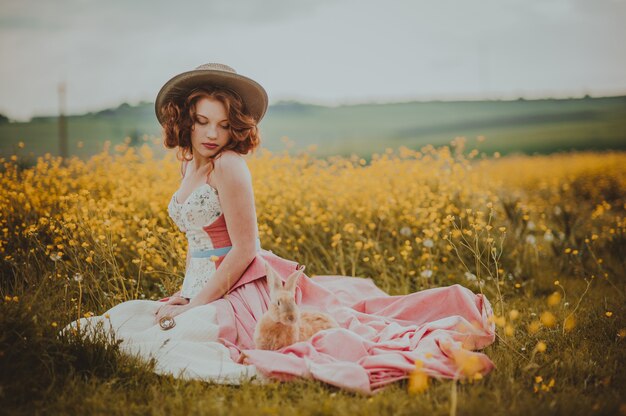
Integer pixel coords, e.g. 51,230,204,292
12,296,18,302
498,226,506,233
420,269,433,278
464,272,477,281
525,235,536,245
400,226,412,237
534,341,547,353
543,231,554,242
540,311,557,327
408,360,429,394
509,309,520,320
547,292,562,306
504,325,514,336
452,348,484,378
563,315,576,331
527,221,536,231
535,376,543,383
51,322,58,327
423,238,434,248
605,311,613,317
73,272,83,283
489,315,506,327
527,320,541,334
50,253,61,262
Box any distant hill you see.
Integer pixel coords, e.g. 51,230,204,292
2,96,625,161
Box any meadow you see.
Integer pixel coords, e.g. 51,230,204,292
2,95,625,161
0,139,625,415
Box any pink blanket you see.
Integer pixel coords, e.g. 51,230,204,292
210,269,496,395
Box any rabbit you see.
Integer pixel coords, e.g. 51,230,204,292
253,261,339,351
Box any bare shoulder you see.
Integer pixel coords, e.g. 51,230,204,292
213,150,251,185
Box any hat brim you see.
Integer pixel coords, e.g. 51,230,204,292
155,69,268,125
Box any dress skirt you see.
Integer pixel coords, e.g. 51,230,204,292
64,249,496,395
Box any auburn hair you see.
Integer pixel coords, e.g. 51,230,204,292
160,87,261,168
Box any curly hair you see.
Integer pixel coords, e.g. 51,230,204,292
160,87,262,166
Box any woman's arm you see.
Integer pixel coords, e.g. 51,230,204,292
187,152,259,307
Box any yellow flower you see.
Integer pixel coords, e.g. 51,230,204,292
452,348,484,378
408,360,429,394
535,341,547,353
527,320,541,334
605,311,613,317
547,292,562,306
508,309,520,320
563,315,576,332
504,325,514,337
540,311,556,328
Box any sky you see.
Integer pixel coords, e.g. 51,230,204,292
1,0,625,121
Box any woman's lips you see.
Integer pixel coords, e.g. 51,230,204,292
203,143,218,149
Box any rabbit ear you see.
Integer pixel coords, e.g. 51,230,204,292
264,261,283,295
284,267,303,293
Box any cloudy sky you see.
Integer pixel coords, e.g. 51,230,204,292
1,0,625,121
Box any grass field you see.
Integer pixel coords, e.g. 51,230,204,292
1,142,625,415
1,95,625,162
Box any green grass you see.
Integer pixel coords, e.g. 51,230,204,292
1,280,625,415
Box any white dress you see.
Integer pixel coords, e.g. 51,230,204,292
62,183,261,384
168,182,223,299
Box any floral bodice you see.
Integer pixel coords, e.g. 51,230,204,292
167,183,223,299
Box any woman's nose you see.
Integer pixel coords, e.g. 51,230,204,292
206,125,218,139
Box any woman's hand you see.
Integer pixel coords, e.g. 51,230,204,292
154,303,193,324
165,295,189,306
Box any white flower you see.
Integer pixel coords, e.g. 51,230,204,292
554,206,562,216
543,231,554,242
423,238,434,248
399,226,412,237
420,269,433,278
73,272,83,283
464,272,477,281
525,235,536,245
527,221,536,231
50,253,61,262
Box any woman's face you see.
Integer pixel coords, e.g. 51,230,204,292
190,96,231,159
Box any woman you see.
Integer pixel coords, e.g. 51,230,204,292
66,63,496,395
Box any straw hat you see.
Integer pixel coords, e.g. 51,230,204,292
154,63,268,125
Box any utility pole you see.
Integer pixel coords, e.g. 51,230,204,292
58,81,68,162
